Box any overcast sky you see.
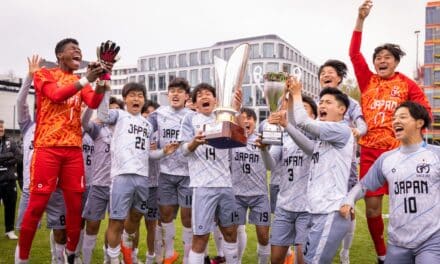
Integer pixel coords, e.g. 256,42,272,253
1,0,428,81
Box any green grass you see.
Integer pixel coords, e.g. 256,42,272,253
0,195,388,263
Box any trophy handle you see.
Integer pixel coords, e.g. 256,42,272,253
291,66,302,81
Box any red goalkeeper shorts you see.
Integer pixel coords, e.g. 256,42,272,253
359,146,389,197
30,147,85,193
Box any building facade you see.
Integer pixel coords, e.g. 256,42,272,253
134,35,320,122
423,1,440,141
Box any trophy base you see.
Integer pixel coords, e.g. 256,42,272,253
261,124,283,145
204,121,247,149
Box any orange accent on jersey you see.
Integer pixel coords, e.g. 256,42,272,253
359,74,409,149
33,68,91,148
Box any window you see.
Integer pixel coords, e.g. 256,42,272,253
140,59,147,71
201,68,211,83
263,43,274,58
434,69,440,84
178,70,187,79
426,6,440,24
258,109,269,123
224,47,233,60
212,49,221,63
424,68,432,86
168,72,176,83
159,56,166,70
158,74,166,91
242,85,253,106
148,58,156,71
168,55,177,68
266,63,278,73
190,52,199,66
282,63,291,73
148,75,156,91
190,69,198,87
150,94,158,103
129,76,136,82
201,51,210,65
256,88,266,106
250,44,259,59
179,54,187,67
278,44,285,58
138,75,145,85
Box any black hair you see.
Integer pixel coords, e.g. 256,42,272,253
0,119,3,124
373,43,406,62
122,82,146,98
302,94,318,118
319,87,350,114
240,107,257,121
55,38,79,60
168,77,190,94
191,83,216,103
141,100,160,114
395,101,431,130
318,60,348,85
109,96,125,110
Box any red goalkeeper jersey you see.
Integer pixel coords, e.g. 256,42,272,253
33,68,103,148
349,31,431,150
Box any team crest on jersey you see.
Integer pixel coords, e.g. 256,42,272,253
390,86,400,97
416,160,431,177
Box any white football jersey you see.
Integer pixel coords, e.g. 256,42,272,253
107,110,153,177
362,142,440,248
148,131,160,187
148,106,190,176
231,133,268,196
179,111,232,187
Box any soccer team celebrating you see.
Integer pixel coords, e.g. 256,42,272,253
12,1,440,264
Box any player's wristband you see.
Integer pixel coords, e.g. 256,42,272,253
79,77,90,88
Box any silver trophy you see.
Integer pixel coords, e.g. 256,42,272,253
261,68,302,145
204,43,250,149
261,73,286,145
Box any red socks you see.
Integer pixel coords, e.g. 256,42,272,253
19,193,51,259
366,215,386,256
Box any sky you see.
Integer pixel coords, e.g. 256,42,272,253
0,0,429,81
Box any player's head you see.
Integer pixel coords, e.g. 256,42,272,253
318,60,347,88
0,119,4,137
302,95,318,119
122,82,146,115
192,83,216,115
393,101,431,144
109,96,124,110
141,100,160,118
168,78,190,110
239,107,257,135
55,38,81,72
318,88,349,122
373,43,405,79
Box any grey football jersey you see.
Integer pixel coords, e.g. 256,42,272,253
179,111,232,187
148,106,190,176
306,121,354,214
361,142,440,248
82,132,95,186
87,123,112,187
231,133,268,196
270,135,310,212
148,131,160,187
